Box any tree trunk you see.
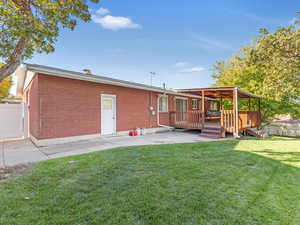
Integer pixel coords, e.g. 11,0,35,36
0,37,27,82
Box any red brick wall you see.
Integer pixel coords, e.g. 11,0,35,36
26,74,202,140
27,74,165,139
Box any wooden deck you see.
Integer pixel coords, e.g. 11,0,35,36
170,110,261,136
176,86,262,138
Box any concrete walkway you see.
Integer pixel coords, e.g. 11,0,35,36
1,131,218,167
0,139,48,167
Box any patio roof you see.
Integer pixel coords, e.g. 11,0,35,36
177,87,260,99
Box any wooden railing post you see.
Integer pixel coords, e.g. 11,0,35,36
233,88,239,138
201,91,205,129
220,110,223,128
220,110,225,138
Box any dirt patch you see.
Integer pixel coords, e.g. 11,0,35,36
0,164,33,181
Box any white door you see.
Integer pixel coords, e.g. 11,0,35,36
101,94,116,135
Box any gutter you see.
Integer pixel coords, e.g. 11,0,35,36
25,64,203,99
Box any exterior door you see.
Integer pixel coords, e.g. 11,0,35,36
176,98,188,112
175,98,188,121
101,94,116,135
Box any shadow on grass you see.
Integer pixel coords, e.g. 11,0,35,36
242,136,300,141
255,151,300,156
253,150,300,164
0,139,300,225
264,136,300,141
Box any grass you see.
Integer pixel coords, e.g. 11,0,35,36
1,136,300,225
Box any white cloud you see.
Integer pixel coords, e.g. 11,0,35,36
96,8,110,16
92,15,141,31
195,37,234,51
228,10,281,25
175,62,189,67
180,67,205,73
185,33,235,52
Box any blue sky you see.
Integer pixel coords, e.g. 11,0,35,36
27,0,299,90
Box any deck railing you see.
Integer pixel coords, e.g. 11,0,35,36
238,110,261,130
170,110,261,132
220,110,235,133
170,110,204,129
220,110,261,132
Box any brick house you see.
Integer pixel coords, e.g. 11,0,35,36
16,64,204,146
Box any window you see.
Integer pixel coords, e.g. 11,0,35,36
209,101,219,111
175,98,188,112
192,99,199,110
103,98,113,109
159,96,168,112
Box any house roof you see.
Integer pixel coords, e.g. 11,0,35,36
1,98,22,104
177,87,260,98
16,63,206,99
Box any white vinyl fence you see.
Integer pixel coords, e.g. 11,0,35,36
0,103,28,140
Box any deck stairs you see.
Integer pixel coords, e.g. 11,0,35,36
200,123,223,139
245,128,264,138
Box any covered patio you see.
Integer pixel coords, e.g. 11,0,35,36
171,87,262,138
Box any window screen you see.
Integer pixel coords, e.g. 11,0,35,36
192,99,199,109
159,96,168,112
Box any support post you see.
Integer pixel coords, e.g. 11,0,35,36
233,88,239,138
201,91,205,129
220,97,224,137
220,97,223,110
248,97,251,127
248,97,251,111
258,98,261,125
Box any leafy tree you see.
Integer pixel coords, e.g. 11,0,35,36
0,0,100,82
212,22,300,120
0,76,13,101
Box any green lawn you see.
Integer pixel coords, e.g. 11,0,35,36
1,137,300,225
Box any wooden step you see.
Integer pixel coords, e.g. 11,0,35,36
200,126,222,139
246,128,264,138
199,133,221,139
203,127,221,132
204,125,221,129
202,129,221,135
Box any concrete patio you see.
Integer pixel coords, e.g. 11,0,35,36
0,131,222,167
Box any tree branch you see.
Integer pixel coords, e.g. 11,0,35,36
0,37,27,82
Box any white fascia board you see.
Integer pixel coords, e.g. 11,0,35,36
29,67,169,93
27,66,204,99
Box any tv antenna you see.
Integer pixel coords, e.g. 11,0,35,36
149,72,156,86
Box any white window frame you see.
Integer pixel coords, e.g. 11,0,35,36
175,97,188,112
192,99,199,110
158,95,169,113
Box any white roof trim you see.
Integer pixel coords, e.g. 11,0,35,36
16,64,213,100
